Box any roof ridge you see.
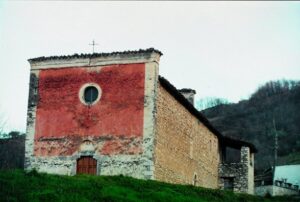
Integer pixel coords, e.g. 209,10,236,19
28,48,163,62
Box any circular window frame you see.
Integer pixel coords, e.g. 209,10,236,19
79,83,102,106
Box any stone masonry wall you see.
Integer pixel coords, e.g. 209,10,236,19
219,163,247,192
153,84,220,189
25,71,40,170
219,146,254,194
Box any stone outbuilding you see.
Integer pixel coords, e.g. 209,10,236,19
25,48,256,194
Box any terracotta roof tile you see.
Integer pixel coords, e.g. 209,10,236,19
28,48,162,62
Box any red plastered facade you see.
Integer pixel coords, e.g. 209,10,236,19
34,63,145,156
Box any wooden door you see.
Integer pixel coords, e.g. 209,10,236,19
224,177,234,191
76,156,97,175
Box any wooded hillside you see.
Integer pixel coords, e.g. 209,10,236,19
0,131,25,170
202,80,300,171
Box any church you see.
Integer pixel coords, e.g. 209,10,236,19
25,48,256,194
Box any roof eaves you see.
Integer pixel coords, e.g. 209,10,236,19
158,76,223,138
28,48,163,62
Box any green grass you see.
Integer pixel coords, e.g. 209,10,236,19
0,170,298,202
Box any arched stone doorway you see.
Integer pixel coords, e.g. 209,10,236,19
76,156,97,175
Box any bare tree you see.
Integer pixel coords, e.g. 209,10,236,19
196,97,229,111
0,110,7,137
251,80,300,100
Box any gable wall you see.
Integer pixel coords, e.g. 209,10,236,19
154,84,220,188
25,53,160,179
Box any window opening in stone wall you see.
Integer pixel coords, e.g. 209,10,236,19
193,174,198,186
84,86,99,104
223,147,241,163
223,177,234,191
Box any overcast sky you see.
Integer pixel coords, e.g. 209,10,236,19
0,1,299,133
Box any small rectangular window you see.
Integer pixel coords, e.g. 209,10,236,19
223,177,234,191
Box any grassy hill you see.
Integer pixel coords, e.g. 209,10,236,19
0,170,298,202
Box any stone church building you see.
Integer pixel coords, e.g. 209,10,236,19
25,48,257,194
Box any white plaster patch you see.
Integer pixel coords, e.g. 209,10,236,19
141,61,159,179
79,140,95,152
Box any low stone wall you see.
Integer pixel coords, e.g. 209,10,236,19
255,185,299,196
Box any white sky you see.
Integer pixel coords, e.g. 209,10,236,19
0,1,299,133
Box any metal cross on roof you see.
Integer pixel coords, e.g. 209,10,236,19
89,40,98,53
